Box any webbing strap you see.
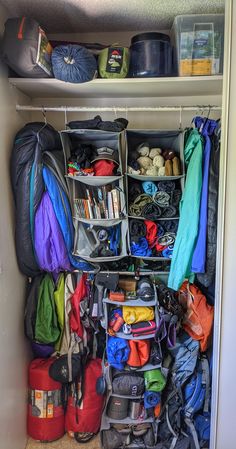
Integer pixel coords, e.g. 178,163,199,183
170,436,178,449
201,356,210,413
166,405,178,438
185,417,200,449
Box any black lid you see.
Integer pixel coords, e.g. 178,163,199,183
131,32,170,45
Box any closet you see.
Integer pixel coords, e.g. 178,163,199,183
0,1,235,449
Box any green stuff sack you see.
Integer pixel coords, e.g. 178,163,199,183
35,274,60,344
144,369,167,392
98,45,129,78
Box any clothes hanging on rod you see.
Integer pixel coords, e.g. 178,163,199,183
191,117,218,273
168,127,204,291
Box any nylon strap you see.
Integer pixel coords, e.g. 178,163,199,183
201,356,210,413
185,417,200,449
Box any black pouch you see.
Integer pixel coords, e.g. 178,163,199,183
49,353,82,383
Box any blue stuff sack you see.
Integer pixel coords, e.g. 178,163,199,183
52,44,97,83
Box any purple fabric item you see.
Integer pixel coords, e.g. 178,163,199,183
34,191,72,273
191,118,217,273
31,341,54,358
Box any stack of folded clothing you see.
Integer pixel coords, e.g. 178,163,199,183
129,218,179,258
129,180,181,219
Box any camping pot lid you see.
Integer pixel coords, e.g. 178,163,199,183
131,32,170,45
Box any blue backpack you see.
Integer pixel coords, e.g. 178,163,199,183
157,334,210,449
182,355,211,449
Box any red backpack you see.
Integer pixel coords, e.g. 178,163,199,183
65,357,105,443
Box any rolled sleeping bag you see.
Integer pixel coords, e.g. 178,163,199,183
27,358,64,442
52,44,97,83
144,391,161,409
112,370,145,396
144,369,166,392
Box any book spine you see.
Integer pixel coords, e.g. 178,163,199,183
107,192,114,218
102,185,109,219
111,189,120,218
83,199,89,219
86,188,94,219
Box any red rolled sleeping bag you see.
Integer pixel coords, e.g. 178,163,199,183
27,358,65,442
65,358,104,440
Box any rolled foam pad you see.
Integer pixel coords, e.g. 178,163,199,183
52,44,97,83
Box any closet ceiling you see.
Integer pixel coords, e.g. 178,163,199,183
0,0,224,33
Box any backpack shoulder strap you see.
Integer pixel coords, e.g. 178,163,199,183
184,417,200,449
201,355,210,413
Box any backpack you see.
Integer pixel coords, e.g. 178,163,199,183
179,282,214,352
157,332,200,449
182,355,211,449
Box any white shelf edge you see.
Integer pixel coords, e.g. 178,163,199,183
9,75,223,99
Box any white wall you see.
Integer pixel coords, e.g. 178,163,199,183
216,1,236,447
0,6,31,449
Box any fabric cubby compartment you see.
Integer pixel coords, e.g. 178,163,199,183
60,129,124,178
103,275,158,306
128,218,179,260
103,298,159,340
126,129,184,180
73,219,128,262
100,423,158,449
127,177,183,219
71,177,127,223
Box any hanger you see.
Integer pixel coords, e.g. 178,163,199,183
64,107,68,129
113,106,118,119
37,106,48,137
206,105,211,120
179,106,182,130
125,105,128,121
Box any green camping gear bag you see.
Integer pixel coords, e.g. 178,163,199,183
98,45,129,78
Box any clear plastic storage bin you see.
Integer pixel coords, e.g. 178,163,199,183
171,14,224,76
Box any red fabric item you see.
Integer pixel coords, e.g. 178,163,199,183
155,243,168,252
144,220,158,248
65,358,105,434
69,274,87,338
127,340,150,368
27,358,64,442
92,159,116,176
179,281,214,352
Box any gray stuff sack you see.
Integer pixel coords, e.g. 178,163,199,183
2,17,53,77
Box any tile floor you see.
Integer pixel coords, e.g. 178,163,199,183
26,434,100,449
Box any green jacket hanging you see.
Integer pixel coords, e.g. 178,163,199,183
168,128,204,291
35,274,60,344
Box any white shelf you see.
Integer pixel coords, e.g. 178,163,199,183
9,75,223,99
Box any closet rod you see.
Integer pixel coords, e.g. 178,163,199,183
15,105,222,112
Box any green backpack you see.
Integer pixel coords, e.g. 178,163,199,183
35,274,60,344
98,45,129,78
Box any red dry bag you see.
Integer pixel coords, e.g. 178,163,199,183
27,357,65,442
65,358,104,442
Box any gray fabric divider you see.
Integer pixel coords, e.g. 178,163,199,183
126,129,184,176
73,218,129,262
60,128,124,174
